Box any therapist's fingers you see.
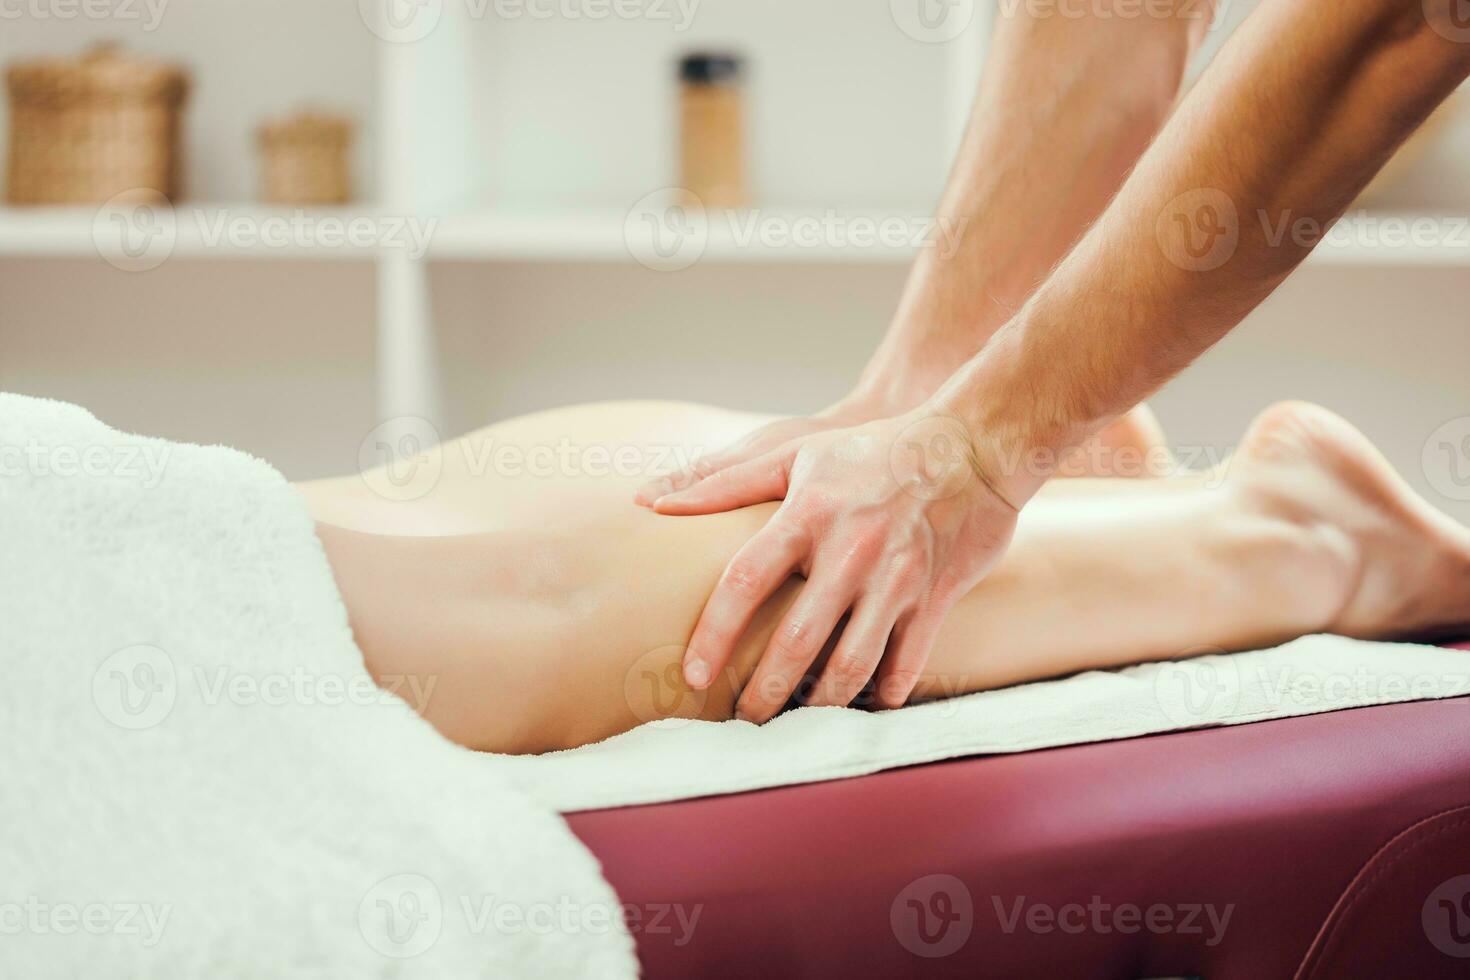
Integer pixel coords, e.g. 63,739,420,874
682,523,809,689
804,597,900,709
635,418,822,507
633,455,719,507
650,448,795,516
734,561,857,724
872,602,949,709
683,427,784,481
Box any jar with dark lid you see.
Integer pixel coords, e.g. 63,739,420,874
678,52,746,208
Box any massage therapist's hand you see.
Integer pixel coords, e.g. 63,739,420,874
637,411,1020,722
633,392,890,506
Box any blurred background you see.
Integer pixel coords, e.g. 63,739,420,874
1,0,1467,520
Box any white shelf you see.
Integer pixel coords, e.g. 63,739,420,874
428,207,958,263
0,204,395,261
428,209,647,262
1296,211,1470,266
7,205,1466,268
432,207,1470,267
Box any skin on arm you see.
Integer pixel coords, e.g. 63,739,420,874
942,0,1470,510
856,0,1212,413
636,0,1210,499
646,0,1470,723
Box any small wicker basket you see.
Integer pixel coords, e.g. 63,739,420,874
257,111,354,206
5,44,189,205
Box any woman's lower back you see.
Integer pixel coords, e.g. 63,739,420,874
299,400,773,537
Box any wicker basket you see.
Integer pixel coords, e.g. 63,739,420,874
5,44,189,205
257,111,354,206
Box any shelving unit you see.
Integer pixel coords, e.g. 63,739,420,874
0,0,995,436
358,0,996,434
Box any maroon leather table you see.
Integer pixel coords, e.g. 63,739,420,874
568,642,1470,979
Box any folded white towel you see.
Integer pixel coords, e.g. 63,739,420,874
0,395,636,979
488,635,1470,813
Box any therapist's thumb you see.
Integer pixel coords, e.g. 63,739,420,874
650,448,794,515
634,445,740,508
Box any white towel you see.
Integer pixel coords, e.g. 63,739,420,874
0,395,636,980
488,637,1470,813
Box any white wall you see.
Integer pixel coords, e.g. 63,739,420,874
0,258,377,478
4,256,1468,524
457,0,952,210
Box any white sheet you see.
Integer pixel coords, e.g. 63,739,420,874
0,395,636,979
489,635,1470,813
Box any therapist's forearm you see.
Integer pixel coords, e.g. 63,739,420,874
936,0,1470,505
855,1,1213,412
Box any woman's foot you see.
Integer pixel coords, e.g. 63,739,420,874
1230,401,1470,642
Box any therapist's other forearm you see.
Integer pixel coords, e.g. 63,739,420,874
855,0,1213,411
935,0,1470,505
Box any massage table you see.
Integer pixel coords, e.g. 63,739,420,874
568,641,1470,978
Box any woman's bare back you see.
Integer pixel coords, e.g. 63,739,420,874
299,400,769,537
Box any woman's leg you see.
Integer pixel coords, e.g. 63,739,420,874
748,401,1470,713
318,403,1470,754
